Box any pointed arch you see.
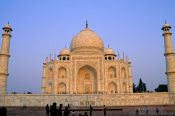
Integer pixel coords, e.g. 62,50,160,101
108,81,117,94
47,82,52,94
77,65,97,94
57,82,66,94
48,67,53,79
123,82,127,93
108,66,116,78
121,67,126,79
58,67,67,79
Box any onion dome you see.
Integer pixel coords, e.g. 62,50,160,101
104,48,116,56
70,28,104,52
2,23,12,31
162,23,171,29
162,21,171,31
59,48,70,56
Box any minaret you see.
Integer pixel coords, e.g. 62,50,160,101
162,22,175,92
0,23,12,94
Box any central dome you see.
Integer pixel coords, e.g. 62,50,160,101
70,28,104,52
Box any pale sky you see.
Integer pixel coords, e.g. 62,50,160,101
0,0,175,93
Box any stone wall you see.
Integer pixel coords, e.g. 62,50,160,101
0,92,174,107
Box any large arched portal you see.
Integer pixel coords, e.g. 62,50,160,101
77,65,97,94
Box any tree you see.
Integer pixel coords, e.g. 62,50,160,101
155,84,168,92
137,78,147,92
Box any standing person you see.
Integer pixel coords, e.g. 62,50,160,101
58,107,62,116
156,107,159,115
90,105,93,116
103,105,106,116
136,109,139,115
46,104,50,116
50,103,57,116
64,106,70,116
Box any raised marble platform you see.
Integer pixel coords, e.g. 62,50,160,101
0,92,175,107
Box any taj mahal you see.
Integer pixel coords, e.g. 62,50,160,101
0,22,175,107
41,23,133,94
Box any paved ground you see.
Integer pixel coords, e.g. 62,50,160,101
5,105,175,116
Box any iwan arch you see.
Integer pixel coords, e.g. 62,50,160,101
0,23,175,106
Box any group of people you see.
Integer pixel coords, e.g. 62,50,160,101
45,103,107,116
45,103,76,116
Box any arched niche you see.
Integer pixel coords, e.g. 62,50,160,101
47,82,52,94
76,65,97,94
108,66,116,78
108,82,117,94
58,67,67,79
123,82,127,93
57,82,66,94
121,67,126,79
48,67,53,80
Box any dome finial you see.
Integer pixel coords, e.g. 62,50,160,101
86,20,88,28
165,20,167,24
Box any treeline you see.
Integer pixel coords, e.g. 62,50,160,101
133,78,168,93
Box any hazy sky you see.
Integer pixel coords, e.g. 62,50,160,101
0,0,175,93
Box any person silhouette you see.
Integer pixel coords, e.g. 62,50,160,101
45,104,50,115
156,107,159,114
103,105,106,116
58,107,62,116
136,109,139,115
90,105,93,116
64,106,70,116
50,103,57,116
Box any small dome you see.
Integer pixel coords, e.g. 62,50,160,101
59,48,70,56
104,48,116,55
3,24,12,31
162,23,171,30
70,28,104,52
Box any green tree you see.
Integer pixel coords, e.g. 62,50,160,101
137,78,147,92
155,84,168,92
